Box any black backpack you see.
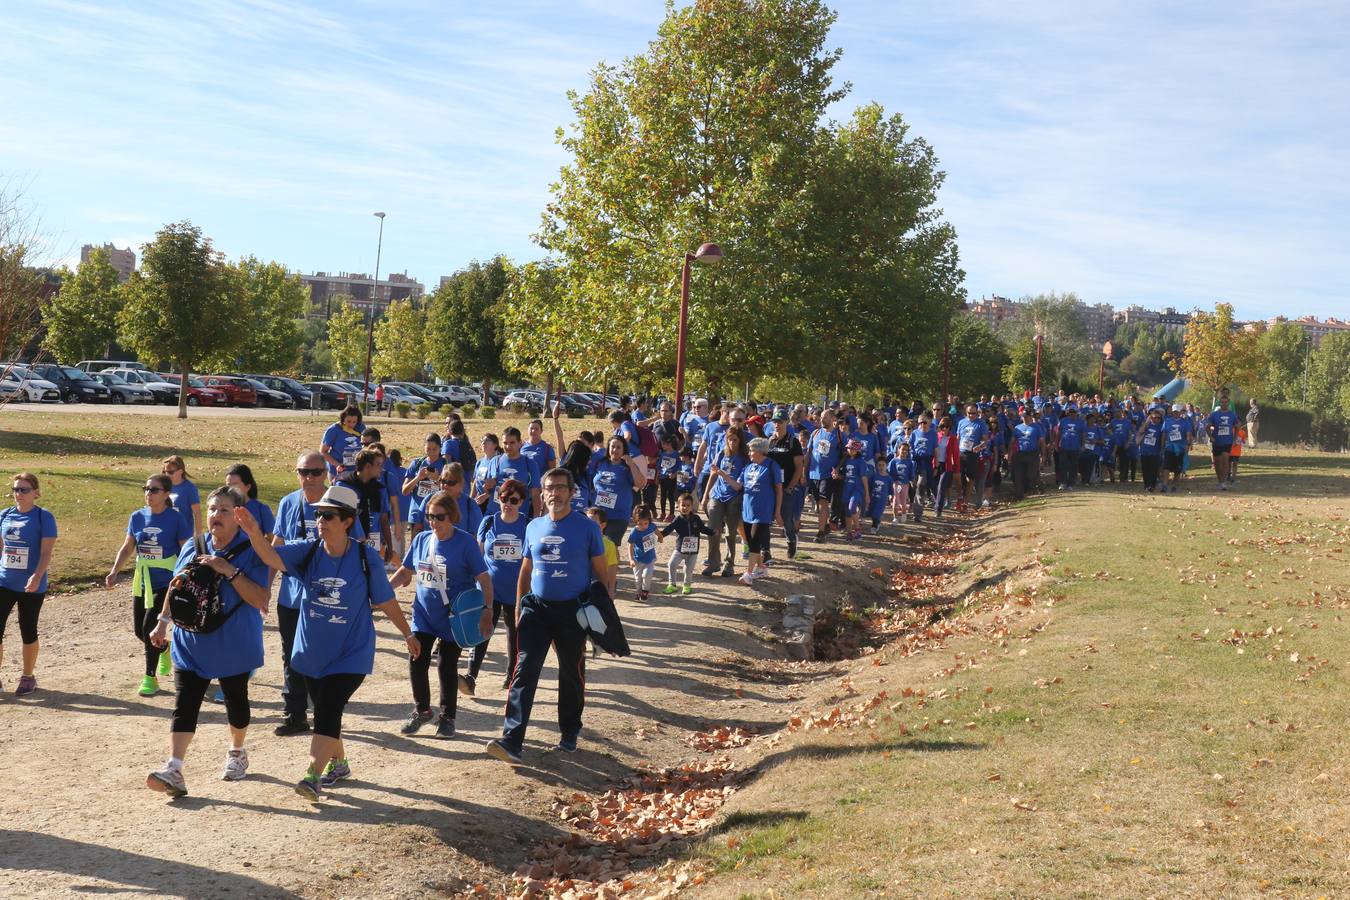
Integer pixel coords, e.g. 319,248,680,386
167,539,250,633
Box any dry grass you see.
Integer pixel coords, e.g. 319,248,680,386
0,408,603,589
690,450,1350,898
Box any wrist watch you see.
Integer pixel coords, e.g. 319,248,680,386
157,614,172,624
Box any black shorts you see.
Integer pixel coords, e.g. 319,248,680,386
807,477,836,502
960,451,981,478
1211,444,1232,458
745,523,772,553
1163,450,1185,473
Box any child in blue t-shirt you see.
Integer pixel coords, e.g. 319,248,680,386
674,448,695,498
838,440,870,541
887,444,916,522
626,505,658,601
867,457,892,534
656,438,681,521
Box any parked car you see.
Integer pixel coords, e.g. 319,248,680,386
198,375,258,408
303,381,354,410
238,378,294,409
29,363,113,403
328,381,372,406
0,364,63,403
77,359,147,373
502,389,547,410
384,381,440,404
246,374,312,409
158,374,229,407
564,392,604,413
102,367,179,405
92,372,155,404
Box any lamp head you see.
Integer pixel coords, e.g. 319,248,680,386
693,242,723,265
373,211,386,219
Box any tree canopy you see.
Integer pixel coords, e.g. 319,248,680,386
426,257,510,388
372,299,426,382
207,257,306,374
41,246,124,363
325,302,367,380
1171,302,1262,393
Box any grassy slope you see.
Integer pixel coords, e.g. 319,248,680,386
693,450,1350,898
0,409,600,589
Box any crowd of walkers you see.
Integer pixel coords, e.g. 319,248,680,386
0,387,1252,800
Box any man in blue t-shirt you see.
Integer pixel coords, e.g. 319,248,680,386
1010,409,1044,500
1206,394,1241,491
1055,407,1084,490
487,466,607,765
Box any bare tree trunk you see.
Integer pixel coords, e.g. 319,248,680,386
178,360,189,419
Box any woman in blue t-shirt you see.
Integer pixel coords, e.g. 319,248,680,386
106,473,191,697
321,404,365,478
591,436,647,546
1,472,59,697
238,483,418,801
390,491,493,740
1135,407,1167,493
701,427,748,577
144,487,269,800
161,454,201,539
225,464,276,539
468,478,530,691
403,433,449,537
471,433,501,511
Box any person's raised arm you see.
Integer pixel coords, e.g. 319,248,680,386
233,506,285,572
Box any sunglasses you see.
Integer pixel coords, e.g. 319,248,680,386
499,495,524,505
143,485,166,493
296,467,325,477
11,486,33,495
315,511,347,522
439,479,461,487
425,512,451,522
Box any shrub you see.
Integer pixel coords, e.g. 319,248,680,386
415,401,432,419
438,403,455,416
460,403,477,418
1253,402,1313,446
481,406,497,419
506,401,525,415
394,401,411,419
567,408,585,419
526,404,543,416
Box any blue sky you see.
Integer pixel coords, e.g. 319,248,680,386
4,0,1347,321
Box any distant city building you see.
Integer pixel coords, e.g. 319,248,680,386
300,271,425,318
965,295,1023,329
1075,301,1116,348
81,243,135,282
1157,307,1190,331
1264,315,1350,348
1115,305,1161,326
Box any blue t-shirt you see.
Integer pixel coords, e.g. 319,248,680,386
1164,416,1192,451
709,452,748,503
382,460,408,521
1013,423,1040,454
1108,419,1133,449
591,460,637,521
169,533,266,679
697,421,726,473
440,436,463,466
657,450,679,479
275,538,393,678
167,478,200,537
616,420,642,458
321,422,364,476
627,523,659,564
868,472,892,515
403,527,488,642
1208,410,1240,448
1138,422,1165,456
477,512,528,606
274,489,363,609
457,491,484,537
909,426,937,459
126,506,190,592
840,456,869,503
1058,418,1084,451
520,439,556,473
472,455,497,499
244,498,276,538
680,414,708,452
406,455,448,523
741,458,782,524
675,461,695,492
887,457,916,484
1,506,58,592
487,453,540,515
956,418,989,453
807,428,842,480
524,511,604,601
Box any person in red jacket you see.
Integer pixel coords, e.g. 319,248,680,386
933,416,961,518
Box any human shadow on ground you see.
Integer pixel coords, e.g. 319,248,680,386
0,829,298,899
0,430,261,462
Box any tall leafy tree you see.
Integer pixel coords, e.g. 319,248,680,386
206,257,306,373
0,181,45,360
1304,332,1350,421
325,301,367,379
117,222,243,418
427,257,510,393
1171,302,1262,393
506,0,961,394
40,247,124,362
1256,320,1308,404
1000,292,1094,384
372,299,426,382
945,315,1009,399
1002,336,1049,395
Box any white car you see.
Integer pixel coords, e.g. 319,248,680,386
0,364,63,403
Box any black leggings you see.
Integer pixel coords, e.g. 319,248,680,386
1141,455,1162,490
468,603,519,684
133,590,166,676
410,632,462,719
658,477,678,519
0,587,44,645
302,672,365,739
172,669,250,733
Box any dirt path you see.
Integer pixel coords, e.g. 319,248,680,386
0,519,933,898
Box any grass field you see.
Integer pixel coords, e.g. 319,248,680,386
689,450,1350,897
0,408,603,589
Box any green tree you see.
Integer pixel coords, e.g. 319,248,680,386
207,257,305,373
299,317,332,376
946,316,1009,399
1000,292,1094,383
0,181,45,360
506,0,961,395
117,221,244,418
1001,337,1042,395
1256,320,1307,404
372,299,426,382
325,302,367,380
1171,303,1262,394
427,257,510,393
40,247,124,362
1305,332,1350,421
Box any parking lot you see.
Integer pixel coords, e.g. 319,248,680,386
0,400,333,420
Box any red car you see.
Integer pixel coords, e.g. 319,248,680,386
199,375,258,407
159,374,229,407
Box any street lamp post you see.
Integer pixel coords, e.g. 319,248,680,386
674,242,723,412
362,211,386,414
1033,333,1044,395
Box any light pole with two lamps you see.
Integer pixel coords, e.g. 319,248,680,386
674,242,723,412
362,211,386,414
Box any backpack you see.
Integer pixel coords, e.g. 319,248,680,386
636,423,659,459
166,539,250,633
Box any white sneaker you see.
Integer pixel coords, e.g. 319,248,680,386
147,765,187,797
738,573,756,586
980,500,991,508
221,748,249,781
752,566,768,579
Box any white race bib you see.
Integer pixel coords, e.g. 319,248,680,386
679,536,699,554
660,458,676,475
646,462,656,479
342,450,356,466
491,536,523,562
4,545,29,569
416,559,444,590
366,533,381,552
960,438,974,452
1144,433,1157,446
1217,425,1231,437
417,479,438,498
136,541,163,560
596,490,617,510
642,534,656,554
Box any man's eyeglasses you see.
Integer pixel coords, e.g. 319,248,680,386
542,482,572,494
296,467,325,477
425,512,451,522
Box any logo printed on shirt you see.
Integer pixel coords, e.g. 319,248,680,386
313,576,348,607
540,535,564,562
